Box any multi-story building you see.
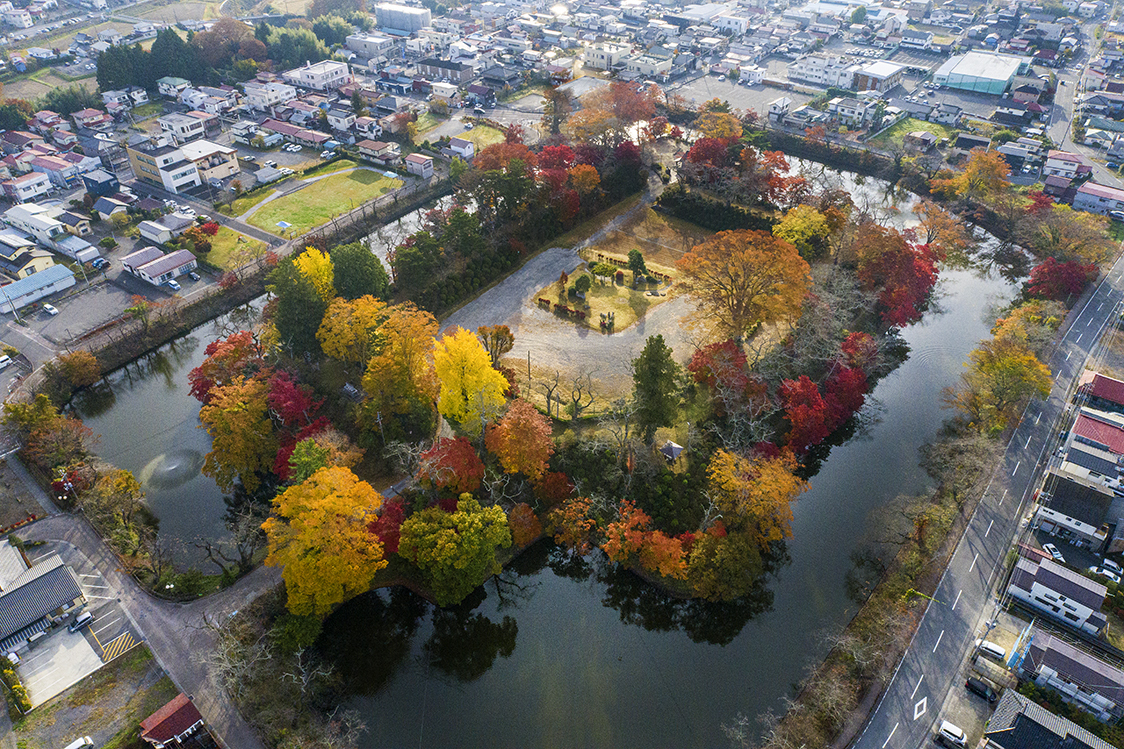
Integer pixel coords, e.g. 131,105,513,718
416,57,474,83
374,3,431,32
1073,181,1124,215
788,54,858,88
179,140,239,185
624,54,672,79
584,42,625,71
3,203,65,244
126,139,202,194
1045,150,1091,179
346,31,398,59
242,80,297,111
282,61,352,92
1019,630,1124,721
156,76,190,98
1,172,51,203
158,113,206,145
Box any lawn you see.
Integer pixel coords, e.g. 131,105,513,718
459,125,506,149
300,158,358,179
203,226,266,270
228,188,277,217
869,117,958,149
248,170,403,236
415,111,444,135
533,265,675,334
130,101,164,119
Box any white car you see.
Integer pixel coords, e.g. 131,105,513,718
1043,543,1066,563
1103,558,1123,574
1089,565,1121,583
937,721,967,748
41,303,58,316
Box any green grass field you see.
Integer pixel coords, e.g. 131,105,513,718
300,158,358,179
228,187,277,217
459,125,506,149
249,170,402,236
869,117,957,149
204,226,266,269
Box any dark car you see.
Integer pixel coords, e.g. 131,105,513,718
965,676,998,704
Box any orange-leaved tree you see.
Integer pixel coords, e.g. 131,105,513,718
316,295,388,365
485,399,553,480
706,449,807,550
676,230,811,339
199,375,277,492
263,466,386,615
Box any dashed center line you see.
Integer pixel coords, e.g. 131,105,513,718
952,589,962,611
1025,434,1032,449
882,722,899,748
970,552,979,572
1012,460,1021,475
932,630,944,653
985,519,994,538
998,489,1007,507
911,674,925,699
1076,333,1083,343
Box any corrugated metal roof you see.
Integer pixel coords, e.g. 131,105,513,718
987,690,1117,749
0,556,82,641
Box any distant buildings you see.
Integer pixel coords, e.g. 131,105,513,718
375,2,432,33
934,51,1029,95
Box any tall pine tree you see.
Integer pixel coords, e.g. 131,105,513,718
632,334,680,443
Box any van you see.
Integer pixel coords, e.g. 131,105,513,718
975,639,1006,662
0,355,11,370
69,612,93,633
63,738,94,749
474,106,487,115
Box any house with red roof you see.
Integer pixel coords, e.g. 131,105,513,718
1078,371,1124,414
1072,409,1124,455
140,693,205,747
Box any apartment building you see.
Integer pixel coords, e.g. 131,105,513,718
126,139,202,194
282,61,352,92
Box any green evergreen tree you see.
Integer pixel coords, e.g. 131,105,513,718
331,241,390,300
632,334,680,443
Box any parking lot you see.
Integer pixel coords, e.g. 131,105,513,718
666,74,815,114
15,540,140,706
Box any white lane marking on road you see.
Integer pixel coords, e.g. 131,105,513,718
952,589,962,610
83,585,111,590
1076,333,1083,343
1013,461,1021,475
933,630,944,653
1035,412,1041,425
999,489,1008,507
1066,350,1072,360
86,595,116,600
1099,302,1105,311
79,574,102,579
913,696,928,720
985,519,994,537
882,723,899,748
1025,434,1032,448
911,674,925,699
970,553,979,572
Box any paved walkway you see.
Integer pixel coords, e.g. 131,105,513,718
1,459,278,749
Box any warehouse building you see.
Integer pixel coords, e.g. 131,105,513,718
933,51,1030,95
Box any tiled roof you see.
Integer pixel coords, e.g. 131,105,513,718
987,690,1117,749
1074,412,1124,453
140,693,205,743
1079,371,1124,406
1025,631,1124,709
1034,557,1107,609
0,556,82,641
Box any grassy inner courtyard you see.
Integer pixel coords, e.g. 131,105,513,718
248,170,402,236
869,116,957,149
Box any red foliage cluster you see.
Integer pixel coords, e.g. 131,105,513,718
199,222,220,236
859,244,939,328
1026,190,1055,216
687,339,767,415
538,145,576,170
418,437,486,494
368,499,405,555
684,137,731,169
779,365,870,453
1027,257,1098,301
840,332,878,370
534,471,574,508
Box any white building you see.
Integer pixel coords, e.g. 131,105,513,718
788,54,858,88
3,203,65,245
242,80,297,111
1021,631,1124,721
126,140,202,194
1007,555,1108,636
158,113,206,144
282,61,352,92
2,8,32,28
135,249,197,287
1045,150,1090,179
1074,181,1124,215
346,31,397,59
156,76,191,99
584,41,626,71
1,172,51,204
0,264,74,313
374,3,431,32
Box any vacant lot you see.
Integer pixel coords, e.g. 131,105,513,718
459,124,506,149
13,645,177,749
869,116,957,149
5,70,96,100
137,1,212,21
0,460,43,530
204,226,266,270
248,170,403,235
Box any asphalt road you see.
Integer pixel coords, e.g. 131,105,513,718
852,249,1124,749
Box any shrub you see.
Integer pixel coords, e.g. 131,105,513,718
98,237,117,249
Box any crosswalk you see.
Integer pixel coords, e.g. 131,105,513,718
100,632,135,661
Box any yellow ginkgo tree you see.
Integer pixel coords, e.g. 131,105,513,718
293,247,335,302
433,327,508,435
263,466,387,616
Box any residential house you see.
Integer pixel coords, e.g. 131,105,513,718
28,155,78,188
828,97,872,127
449,136,474,160
91,196,127,217
1073,181,1124,215
58,211,91,237
416,58,474,83
126,139,202,194
931,102,963,126
3,203,65,245
1006,554,1108,635
0,541,84,652
1,8,31,28
282,60,352,92
905,131,938,151
1019,630,1124,721
1,172,51,203
1078,371,1124,414
156,76,190,99
0,131,43,155
354,116,383,138
769,96,793,123
356,139,401,164
346,31,397,59
1013,83,1043,104
327,108,356,131
0,230,53,279
405,152,433,178
137,220,173,244
71,108,112,130
901,29,933,49
1045,150,1092,179
101,86,149,109
121,246,163,275
1034,474,1114,550
140,693,206,748
134,249,197,287
0,264,74,314
81,169,118,198
97,28,122,45
983,691,1116,749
